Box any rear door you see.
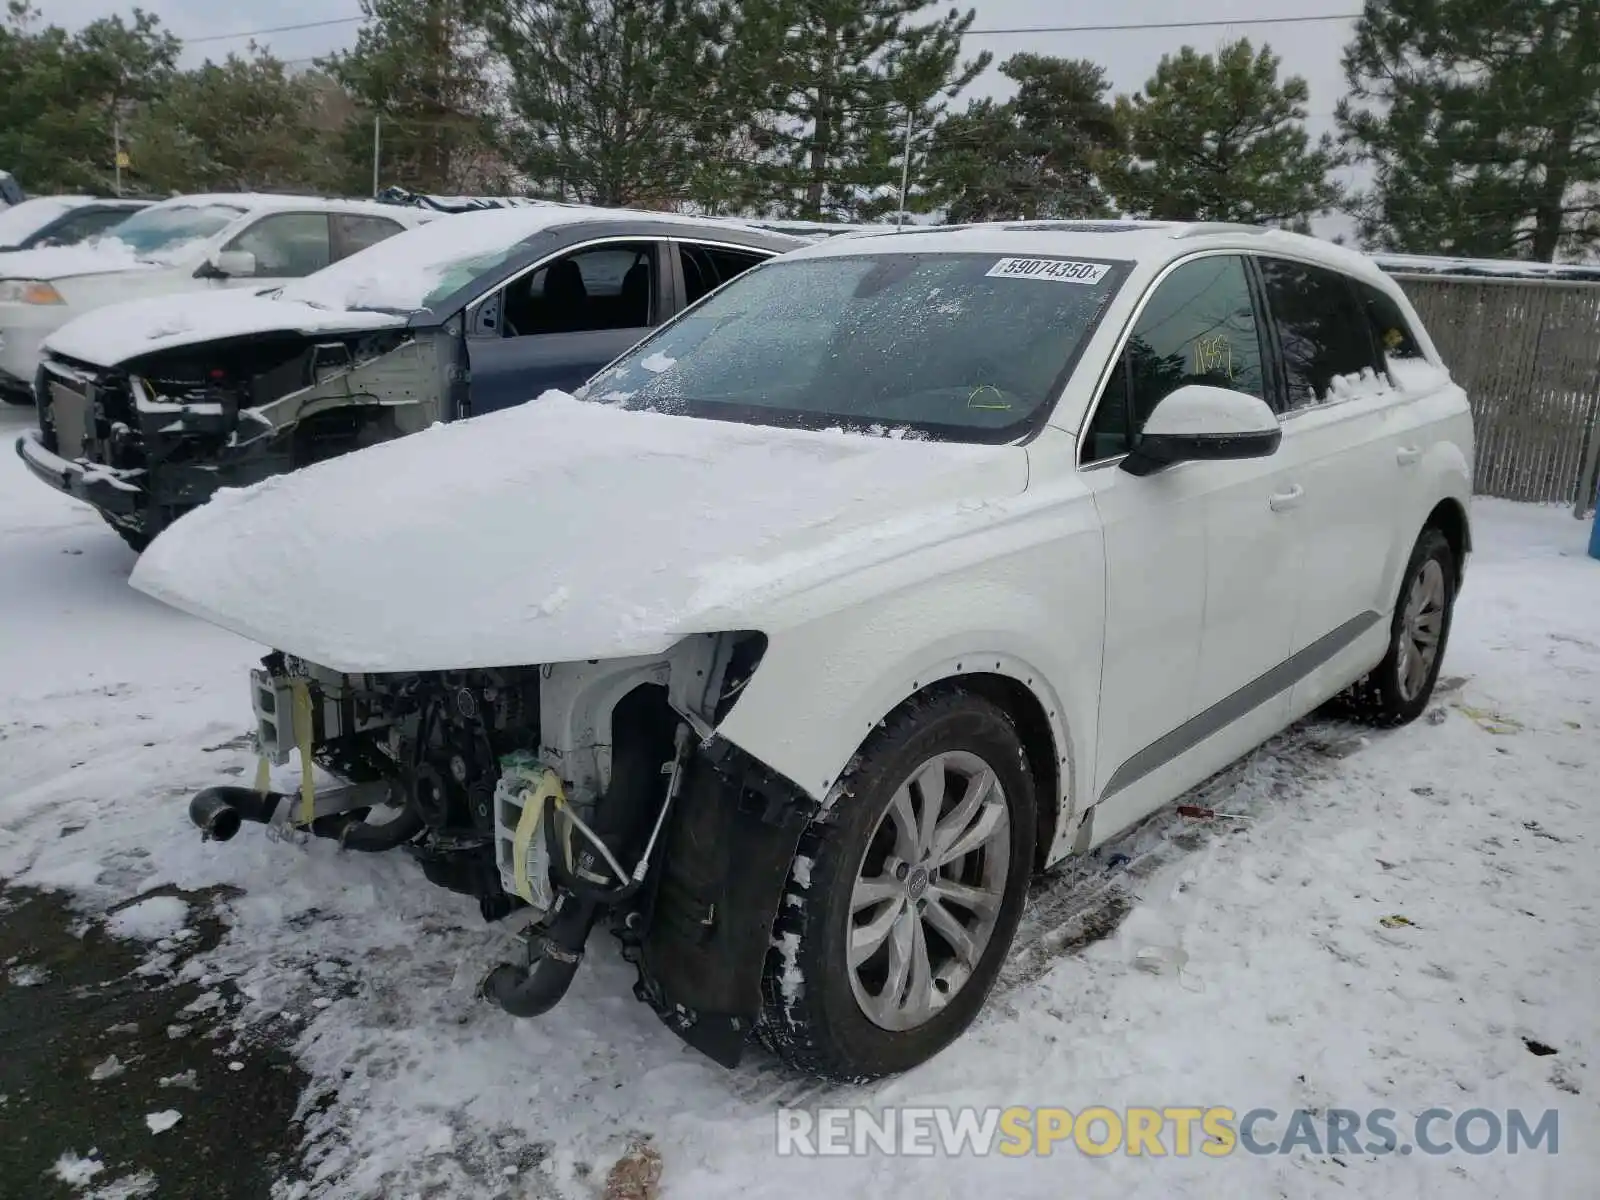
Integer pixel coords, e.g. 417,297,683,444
1252,256,1407,685
465,238,666,415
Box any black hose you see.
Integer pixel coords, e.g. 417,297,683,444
321,805,425,853
188,784,422,852
481,893,600,1018
189,786,285,842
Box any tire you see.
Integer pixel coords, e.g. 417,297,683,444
759,688,1036,1081
1,389,33,407
1345,526,1457,727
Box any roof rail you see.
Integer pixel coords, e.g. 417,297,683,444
1170,222,1274,238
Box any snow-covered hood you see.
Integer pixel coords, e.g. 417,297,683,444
0,240,175,284
44,291,411,368
131,393,1030,672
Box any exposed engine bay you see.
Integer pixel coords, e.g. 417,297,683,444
34,325,455,543
189,631,815,1067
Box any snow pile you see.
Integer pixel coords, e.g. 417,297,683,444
0,239,154,283
51,1149,104,1186
105,895,189,941
130,390,1020,672
144,1110,181,1134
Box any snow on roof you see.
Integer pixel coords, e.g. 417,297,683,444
0,196,98,245
786,219,1394,282
278,205,805,313
144,193,436,222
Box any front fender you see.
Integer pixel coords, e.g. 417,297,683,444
713,499,1105,865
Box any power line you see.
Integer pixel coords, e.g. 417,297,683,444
186,16,365,45
964,13,1362,36
188,10,1364,49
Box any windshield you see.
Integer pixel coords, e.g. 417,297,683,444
0,197,77,246
585,251,1129,441
106,203,244,256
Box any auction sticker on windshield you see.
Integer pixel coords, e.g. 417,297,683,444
985,257,1111,285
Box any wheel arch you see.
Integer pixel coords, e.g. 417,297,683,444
887,672,1064,873
1425,495,1471,585
716,636,1087,871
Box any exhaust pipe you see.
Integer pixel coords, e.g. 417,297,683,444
481,892,600,1018
189,786,284,842
188,784,422,852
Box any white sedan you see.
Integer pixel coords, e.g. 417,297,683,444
0,193,432,402
132,220,1473,1081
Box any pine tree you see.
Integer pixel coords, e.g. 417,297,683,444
1339,0,1600,262
0,3,178,194
1105,39,1340,226
729,0,990,221
924,54,1122,222
325,0,499,195
479,0,731,208
123,51,349,195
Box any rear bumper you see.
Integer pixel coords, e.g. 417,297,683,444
14,428,143,514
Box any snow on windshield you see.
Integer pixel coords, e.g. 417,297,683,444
277,208,563,313
589,252,1128,442
104,203,244,259
0,198,79,246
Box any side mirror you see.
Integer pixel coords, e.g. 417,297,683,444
198,249,257,279
1121,384,1282,477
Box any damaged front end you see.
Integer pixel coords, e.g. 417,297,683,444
18,323,461,547
196,631,818,1068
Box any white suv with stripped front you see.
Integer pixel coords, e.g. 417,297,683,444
133,220,1473,1081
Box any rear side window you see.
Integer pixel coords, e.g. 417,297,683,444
331,214,405,261
1256,258,1381,409
1353,280,1424,361
680,243,770,305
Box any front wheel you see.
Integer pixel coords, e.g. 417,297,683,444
1346,526,1457,726
759,689,1036,1080
1,389,33,407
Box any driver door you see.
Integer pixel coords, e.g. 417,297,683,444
1080,253,1302,838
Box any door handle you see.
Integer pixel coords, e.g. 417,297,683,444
1268,484,1305,512
1396,445,1422,466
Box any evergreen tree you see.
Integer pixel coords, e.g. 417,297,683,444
1339,0,1600,261
1105,39,1340,226
729,0,991,221
325,0,499,194
123,51,348,195
924,54,1122,222
0,3,178,194
479,0,731,208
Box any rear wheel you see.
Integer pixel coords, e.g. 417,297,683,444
1345,527,1456,726
1,389,32,407
759,689,1036,1080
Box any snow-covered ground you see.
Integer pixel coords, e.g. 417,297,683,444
2,398,1597,1198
